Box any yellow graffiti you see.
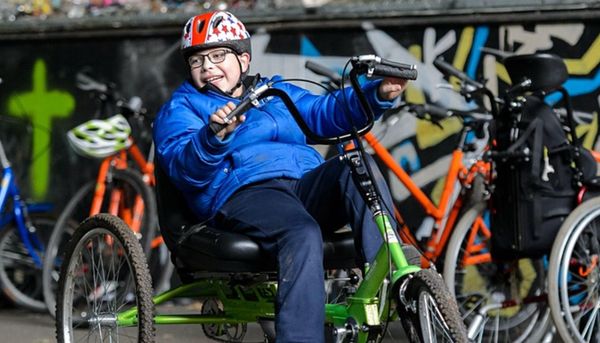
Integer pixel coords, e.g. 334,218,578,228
450,27,475,88
565,35,600,75
575,111,599,150
404,44,462,150
8,59,74,200
497,34,600,85
495,62,511,84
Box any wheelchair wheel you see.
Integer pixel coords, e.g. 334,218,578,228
397,268,468,343
548,196,600,343
56,214,155,343
443,202,551,342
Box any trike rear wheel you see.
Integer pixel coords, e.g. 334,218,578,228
55,213,155,343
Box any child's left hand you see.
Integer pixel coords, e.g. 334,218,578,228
378,77,409,100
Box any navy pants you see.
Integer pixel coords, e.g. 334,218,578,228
215,156,396,343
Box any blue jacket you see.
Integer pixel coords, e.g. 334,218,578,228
153,75,393,222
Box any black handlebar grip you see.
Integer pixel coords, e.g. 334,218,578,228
423,104,450,120
372,65,418,80
433,58,484,89
305,60,342,83
208,97,254,135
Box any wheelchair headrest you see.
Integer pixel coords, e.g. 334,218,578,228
504,53,568,93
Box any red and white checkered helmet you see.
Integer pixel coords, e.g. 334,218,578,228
181,11,251,60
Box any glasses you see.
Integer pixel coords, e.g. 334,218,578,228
188,49,233,69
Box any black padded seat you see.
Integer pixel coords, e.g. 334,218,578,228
175,224,357,273
155,159,357,275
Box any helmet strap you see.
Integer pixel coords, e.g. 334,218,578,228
225,56,247,97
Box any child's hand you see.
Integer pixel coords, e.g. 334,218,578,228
378,77,409,100
210,101,246,139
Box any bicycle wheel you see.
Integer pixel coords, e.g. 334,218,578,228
43,168,158,317
397,268,468,342
56,213,155,343
0,213,55,311
42,181,92,316
548,196,600,343
443,203,551,343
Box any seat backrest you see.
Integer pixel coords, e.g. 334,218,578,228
154,158,198,253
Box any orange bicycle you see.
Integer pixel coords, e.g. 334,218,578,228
306,60,491,267
41,72,171,317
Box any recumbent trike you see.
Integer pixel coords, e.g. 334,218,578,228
54,55,468,343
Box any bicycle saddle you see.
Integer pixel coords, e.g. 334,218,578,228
155,161,357,275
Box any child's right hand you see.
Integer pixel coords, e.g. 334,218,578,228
210,101,246,139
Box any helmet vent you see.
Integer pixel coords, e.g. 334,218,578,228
213,16,223,29
196,20,206,34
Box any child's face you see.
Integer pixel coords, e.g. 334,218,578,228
189,47,250,97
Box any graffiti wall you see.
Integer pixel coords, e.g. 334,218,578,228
0,17,598,223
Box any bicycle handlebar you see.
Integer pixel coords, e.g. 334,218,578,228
76,72,109,93
433,57,485,90
352,55,418,80
409,103,493,123
76,71,146,118
208,83,268,134
433,57,500,118
209,55,418,142
305,60,342,85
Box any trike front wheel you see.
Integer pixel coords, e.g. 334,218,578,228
55,213,155,343
397,268,468,343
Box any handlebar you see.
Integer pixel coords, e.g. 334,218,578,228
76,72,109,93
209,55,418,144
408,103,493,123
76,71,146,118
433,57,499,118
433,57,485,90
352,55,418,80
305,60,342,85
305,58,418,89
208,83,269,134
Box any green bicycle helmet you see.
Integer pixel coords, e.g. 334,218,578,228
67,114,132,159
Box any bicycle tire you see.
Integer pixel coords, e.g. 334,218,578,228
43,168,159,317
397,268,467,343
0,213,56,311
548,196,600,343
42,181,93,317
443,202,551,343
56,213,155,343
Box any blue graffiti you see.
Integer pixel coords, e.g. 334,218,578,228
467,26,490,79
398,141,421,173
546,68,600,104
301,36,320,56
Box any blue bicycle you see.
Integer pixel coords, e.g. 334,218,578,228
0,117,61,311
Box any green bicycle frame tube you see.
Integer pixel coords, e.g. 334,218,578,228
325,212,420,330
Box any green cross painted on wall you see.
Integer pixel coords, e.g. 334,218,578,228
8,59,75,200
